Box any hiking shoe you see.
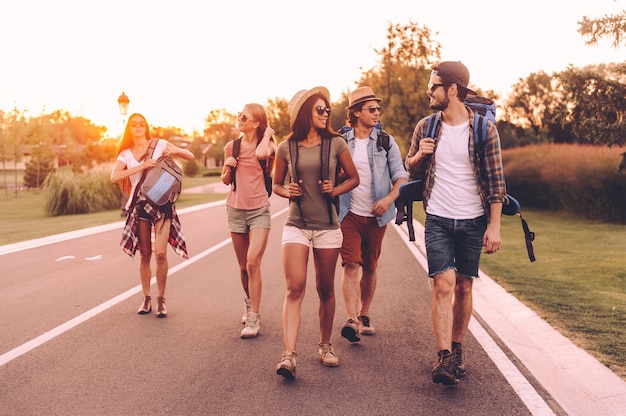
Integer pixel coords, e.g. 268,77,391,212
241,298,251,324
341,319,361,342
240,312,260,338
276,351,297,379
432,350,458,385
358,315,375,335
318,343,339,367
452,343,466,377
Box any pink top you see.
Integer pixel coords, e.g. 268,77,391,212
225,139,270,210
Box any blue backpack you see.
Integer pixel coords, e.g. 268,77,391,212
398,105,536,262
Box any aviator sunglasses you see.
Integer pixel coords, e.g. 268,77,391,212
238,113,256,123
315,106,331,116
363,105,382,114
130,121,146,128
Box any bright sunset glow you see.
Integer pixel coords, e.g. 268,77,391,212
0,0,623,136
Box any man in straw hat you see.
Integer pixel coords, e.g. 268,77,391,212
405,61,506,385
337,86,408,343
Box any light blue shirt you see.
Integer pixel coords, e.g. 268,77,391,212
338,128,409,227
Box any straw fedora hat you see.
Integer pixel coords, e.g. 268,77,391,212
347,86,382,109
288,86,330,128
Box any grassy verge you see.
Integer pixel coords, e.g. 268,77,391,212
0,176,226,245
412,207,626,379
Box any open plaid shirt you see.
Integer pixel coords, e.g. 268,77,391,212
404,108,507,221
120,201,188,259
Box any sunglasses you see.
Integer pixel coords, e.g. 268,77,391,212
238,113,255,123
315,106,331,116
130,122,146,128
363,105,382,114
428,83,449,91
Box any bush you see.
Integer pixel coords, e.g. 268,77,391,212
43,170,121,216
183,159,199,177
503,144,626,223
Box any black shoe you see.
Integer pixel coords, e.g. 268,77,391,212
341,319,361,342
452,342,466,377
432,350,458,385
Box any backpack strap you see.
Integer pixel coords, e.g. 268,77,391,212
230,138,242,191
128,139,159,214
288,139,306,226
472,114,536,262
320,136,334,225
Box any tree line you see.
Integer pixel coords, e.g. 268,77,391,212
2,13,625,194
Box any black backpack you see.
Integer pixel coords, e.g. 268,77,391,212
231,137,273,197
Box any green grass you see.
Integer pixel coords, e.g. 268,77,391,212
412,207,626,379
0,176,227,245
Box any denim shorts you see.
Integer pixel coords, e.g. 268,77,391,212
424,213,487,279
227,205,271,233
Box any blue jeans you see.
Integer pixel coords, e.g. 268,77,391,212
424,213,487,279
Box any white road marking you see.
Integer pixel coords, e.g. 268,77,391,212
0,206,288,367
392,222,555,416
55,256,76,261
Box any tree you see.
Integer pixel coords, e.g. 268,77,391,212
0,108,28,198
349,21,442,152
579,10,626,48
203,109,238,166
556,65,626,149
23,143,55,188
265,97,290,141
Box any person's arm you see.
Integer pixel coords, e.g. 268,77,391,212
221,142,236,185
371,139,408,216
110,158,156,183
164,141,194,161
483,202,502,254
324,148,359,197
256,126,275,160
272,148,301,199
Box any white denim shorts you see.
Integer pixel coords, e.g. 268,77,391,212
281,225,343,249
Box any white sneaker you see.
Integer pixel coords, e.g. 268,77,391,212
318,343,339,367
240,312,260,338
241,298,251,324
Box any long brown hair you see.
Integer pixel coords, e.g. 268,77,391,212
242,103,268,141
288,94,338,142
116,113,151,156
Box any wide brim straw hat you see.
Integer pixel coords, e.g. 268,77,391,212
347,86,382,109
288,86,330,128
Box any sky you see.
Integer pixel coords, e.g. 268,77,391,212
0,0,623,137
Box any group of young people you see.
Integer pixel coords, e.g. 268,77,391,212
110,61,507,386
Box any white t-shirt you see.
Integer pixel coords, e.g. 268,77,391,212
427,121,483,219
350,137,373,217
117,139,168,210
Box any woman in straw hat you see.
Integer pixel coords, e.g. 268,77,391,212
272,86,359,378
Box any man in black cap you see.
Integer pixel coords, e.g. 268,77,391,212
405,62,507,385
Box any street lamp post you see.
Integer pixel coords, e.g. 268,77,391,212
117,92,130,129
117,92,130,216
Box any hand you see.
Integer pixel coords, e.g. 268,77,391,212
417,137,435,157
224,156,237,168
483,227,501,254
288,181,303,198
371,197,391,217
143,159,157,170
319,179,334,195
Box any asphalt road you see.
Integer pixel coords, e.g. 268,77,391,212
0,196,562,415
